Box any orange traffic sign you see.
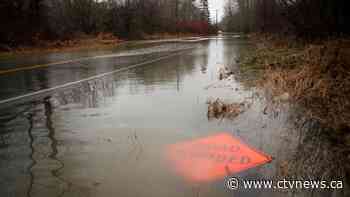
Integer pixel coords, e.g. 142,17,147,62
165,133,272,182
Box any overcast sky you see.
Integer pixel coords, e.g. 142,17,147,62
208,0,225,23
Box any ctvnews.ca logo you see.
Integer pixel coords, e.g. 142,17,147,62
226,178,344,191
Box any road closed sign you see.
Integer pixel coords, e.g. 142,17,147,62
165,133,272,182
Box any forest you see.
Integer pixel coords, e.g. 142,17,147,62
0,0,214,47
221,0,350,38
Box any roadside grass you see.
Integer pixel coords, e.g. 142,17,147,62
0,37,120,59
237,34,350,131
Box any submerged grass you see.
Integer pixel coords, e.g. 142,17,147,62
238,34,350,131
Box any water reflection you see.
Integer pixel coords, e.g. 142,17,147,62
52,77,116,109
0,43,195,101
26,112,35,197
0,37,348,197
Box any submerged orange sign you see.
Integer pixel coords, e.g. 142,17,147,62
165,133,272,182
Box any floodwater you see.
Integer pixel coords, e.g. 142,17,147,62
0,37,348,197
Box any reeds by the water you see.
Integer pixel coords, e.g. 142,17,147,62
241,35,350,131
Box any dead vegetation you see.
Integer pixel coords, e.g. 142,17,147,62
207,98,250,120
240,34,350,131
218,66,234,80
0,33,121,55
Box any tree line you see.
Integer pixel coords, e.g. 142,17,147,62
0,0,214,46
221,0,350,38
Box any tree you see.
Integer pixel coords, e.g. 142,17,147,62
222,0,350,37
0,0,216,46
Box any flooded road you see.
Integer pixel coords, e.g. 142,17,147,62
0,37,348,197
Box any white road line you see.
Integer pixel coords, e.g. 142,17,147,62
0,49,193,106
0,37,210,75
0,47,194,75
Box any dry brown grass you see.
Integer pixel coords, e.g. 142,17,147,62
248,35,350,130
0,32,122,56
